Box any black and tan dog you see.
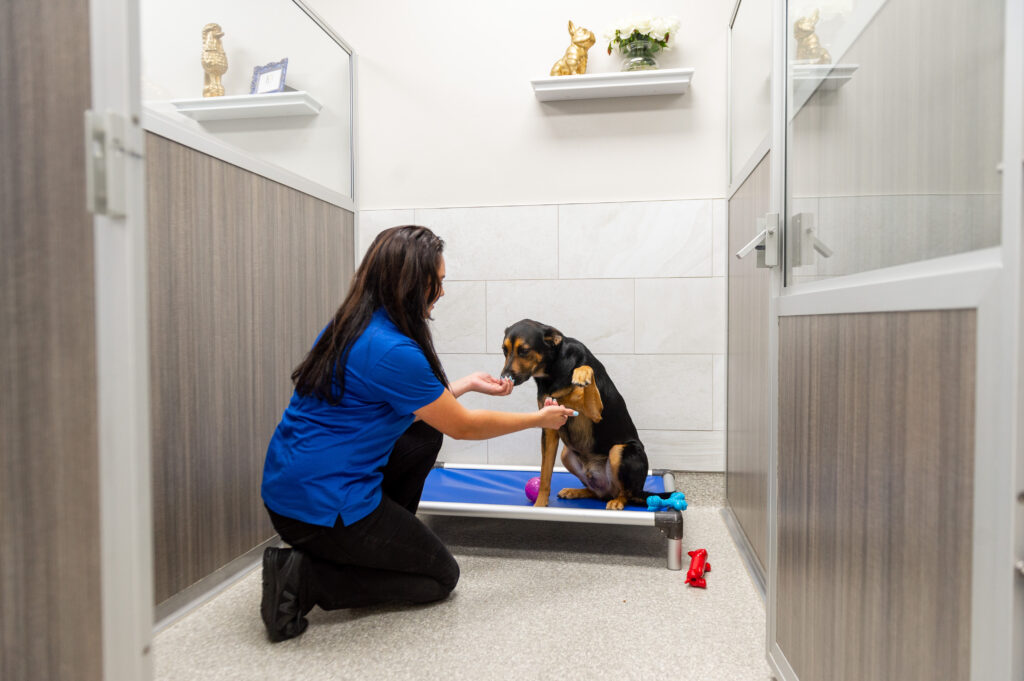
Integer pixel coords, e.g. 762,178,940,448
500,319,653,510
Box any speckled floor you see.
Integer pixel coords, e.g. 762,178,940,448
153,506,773,681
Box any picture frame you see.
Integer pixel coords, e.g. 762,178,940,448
249,58,289,94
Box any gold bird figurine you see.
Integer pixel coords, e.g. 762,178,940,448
550,21,596,76
201,23,228,97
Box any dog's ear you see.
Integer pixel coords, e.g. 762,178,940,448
541,325,563,348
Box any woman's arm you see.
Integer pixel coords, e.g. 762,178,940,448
449,371,513,399
414,391,575,440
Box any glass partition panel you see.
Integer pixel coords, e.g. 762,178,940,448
141,0,352,199
730,0,774,185
785,0,1003,285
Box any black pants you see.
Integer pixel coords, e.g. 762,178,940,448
266,421,459,610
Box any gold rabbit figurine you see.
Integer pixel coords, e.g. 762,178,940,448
550,21,596,76
201,23,228,97
793,10,831,64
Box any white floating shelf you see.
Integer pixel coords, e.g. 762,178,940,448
791,63,858,99
531,67,694,102
170,91,322,121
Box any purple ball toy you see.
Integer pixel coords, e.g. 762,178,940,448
525,476,541,502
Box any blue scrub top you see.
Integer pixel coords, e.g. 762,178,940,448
261,308,446,527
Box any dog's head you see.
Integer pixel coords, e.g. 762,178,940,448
500,319,563,386
793,9,819,38
568,21,596,50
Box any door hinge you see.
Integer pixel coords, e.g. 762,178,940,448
84,110,140,218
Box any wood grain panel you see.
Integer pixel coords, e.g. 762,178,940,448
147,133,354,604
777,311,975,681
0,0,102,679
726,153,772,571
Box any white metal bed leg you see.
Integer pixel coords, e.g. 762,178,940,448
655,510,684,570
657,470,684,569
667,536,683,570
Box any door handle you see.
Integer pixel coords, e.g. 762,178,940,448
810,233,833,258
735,213,779,268
791,212,834,265
735,223,768,259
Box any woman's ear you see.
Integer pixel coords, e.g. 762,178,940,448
542,325,563,347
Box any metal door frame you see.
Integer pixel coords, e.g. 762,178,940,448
725,0,780,601
89,0,154,678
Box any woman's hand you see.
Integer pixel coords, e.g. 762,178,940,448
452,371,514,398
537,397,577,429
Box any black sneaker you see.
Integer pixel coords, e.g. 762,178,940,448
261,546,310,642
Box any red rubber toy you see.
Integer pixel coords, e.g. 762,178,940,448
685,548,711,588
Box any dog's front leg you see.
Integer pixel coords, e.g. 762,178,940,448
571,366,604,422
535,428,560,507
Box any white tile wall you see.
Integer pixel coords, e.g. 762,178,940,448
436,354,521,410
712,199,728,277
355,209,415,265
600,354,714,431
639,430,725,471
713,354,726,431
431,281,487,353
363,198,729,471
634,278,725,354
486,279,635,355
437,353,540,466
486,430,546,466
558,200,713,278
416,206,559,281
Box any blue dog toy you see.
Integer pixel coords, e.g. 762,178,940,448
647,491,687,511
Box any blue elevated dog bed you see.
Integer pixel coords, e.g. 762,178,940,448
418,464,685,570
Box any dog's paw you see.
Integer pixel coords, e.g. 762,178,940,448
571,366,594,387
557,487,595,499
605,497,626,511
532,496,549,508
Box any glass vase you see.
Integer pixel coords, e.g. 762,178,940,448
620,37,659,72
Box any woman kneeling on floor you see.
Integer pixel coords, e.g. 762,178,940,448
260,225,574,642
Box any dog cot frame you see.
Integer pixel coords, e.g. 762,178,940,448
416,463,685,570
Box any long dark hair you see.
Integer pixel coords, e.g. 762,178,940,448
291,225,449,404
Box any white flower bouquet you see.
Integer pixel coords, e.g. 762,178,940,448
605,15,681,55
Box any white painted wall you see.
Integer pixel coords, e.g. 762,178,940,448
310,0,731,209
140,0,352,195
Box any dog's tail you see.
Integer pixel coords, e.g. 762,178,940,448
620,441,679,506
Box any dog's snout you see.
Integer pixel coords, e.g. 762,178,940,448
499,366,523,386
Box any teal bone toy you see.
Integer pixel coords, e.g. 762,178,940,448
646,491,687,511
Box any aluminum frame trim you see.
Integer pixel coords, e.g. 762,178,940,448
777,247,1001,317
416,501,659,526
